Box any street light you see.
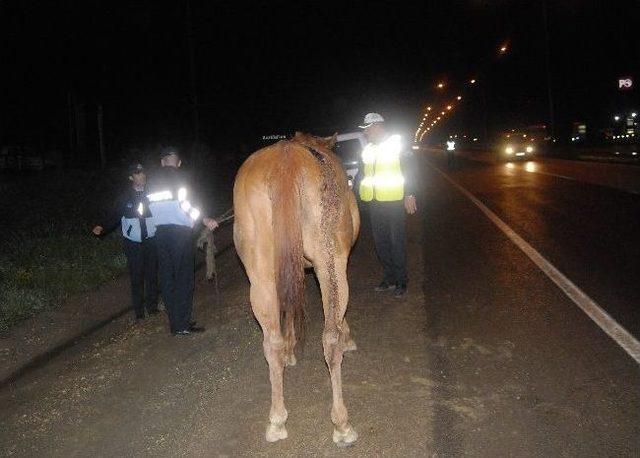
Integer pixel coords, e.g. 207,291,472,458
457,96,462,100
470,79,476,84
446,105,452,110
614,115,621,122
632,112,638,118
437,82,445,89
500,45,508,53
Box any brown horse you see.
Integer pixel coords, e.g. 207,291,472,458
233,132,360,446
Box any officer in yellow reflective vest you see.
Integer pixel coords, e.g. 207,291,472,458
358,112,417,298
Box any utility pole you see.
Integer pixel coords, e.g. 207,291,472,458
97,103,106,169
185,0,201,160
480,81,489,142
67,92,75,163
542,0,556,139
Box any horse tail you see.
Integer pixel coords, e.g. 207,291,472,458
271,142,306,344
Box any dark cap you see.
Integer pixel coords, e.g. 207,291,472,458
128,162,144,176
159,146,179,159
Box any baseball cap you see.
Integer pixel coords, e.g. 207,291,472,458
128,162,144,176
358,112,385,129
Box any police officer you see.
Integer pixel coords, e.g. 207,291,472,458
146,147,218,336
92,163,159,320
358,113,417,298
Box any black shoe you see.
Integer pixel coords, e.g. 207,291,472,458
188,324,205,333
172,329,191,336
374,281,395,292
393,284,407,298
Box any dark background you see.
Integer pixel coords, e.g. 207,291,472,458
1,0,638,166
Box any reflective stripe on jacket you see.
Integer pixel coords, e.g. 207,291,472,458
121,199,156,242
146,167,202,229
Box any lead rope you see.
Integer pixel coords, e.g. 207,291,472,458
197,207,235,300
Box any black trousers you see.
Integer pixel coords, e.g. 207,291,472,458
155,225,195,333
123,237,159,318
446,150,456,168
368,200,407,285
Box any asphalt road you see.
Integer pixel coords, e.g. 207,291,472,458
439,150,640,339
1,151,639,456
421,150,640,456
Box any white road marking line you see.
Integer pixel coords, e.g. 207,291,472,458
527,169,640,195
430,163,640,365
527,170,576,181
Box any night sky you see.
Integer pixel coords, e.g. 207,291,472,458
1,0,639,163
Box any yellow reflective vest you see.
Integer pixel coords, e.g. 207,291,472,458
359,134,405,202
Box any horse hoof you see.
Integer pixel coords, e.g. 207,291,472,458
344,339,357,352
284,353,297,366
266,423,288,442
333,426,358,447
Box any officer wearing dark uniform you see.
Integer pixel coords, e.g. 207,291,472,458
92,163,159,320
146,147,218,336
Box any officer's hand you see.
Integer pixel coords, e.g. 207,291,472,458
92,225,104,236
203,217,219,231
404,195,417,215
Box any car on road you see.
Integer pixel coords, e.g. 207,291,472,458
333,131,367,188
494,132,536,161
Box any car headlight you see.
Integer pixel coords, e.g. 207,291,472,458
505,146,514,154
526,146,534,153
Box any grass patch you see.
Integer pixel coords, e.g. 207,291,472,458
0,163,237,333
0,170,128,332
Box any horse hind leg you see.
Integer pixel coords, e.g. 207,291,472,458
317,258,358,447
341,318,357,352
283,313,297,367
250,283,289,442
